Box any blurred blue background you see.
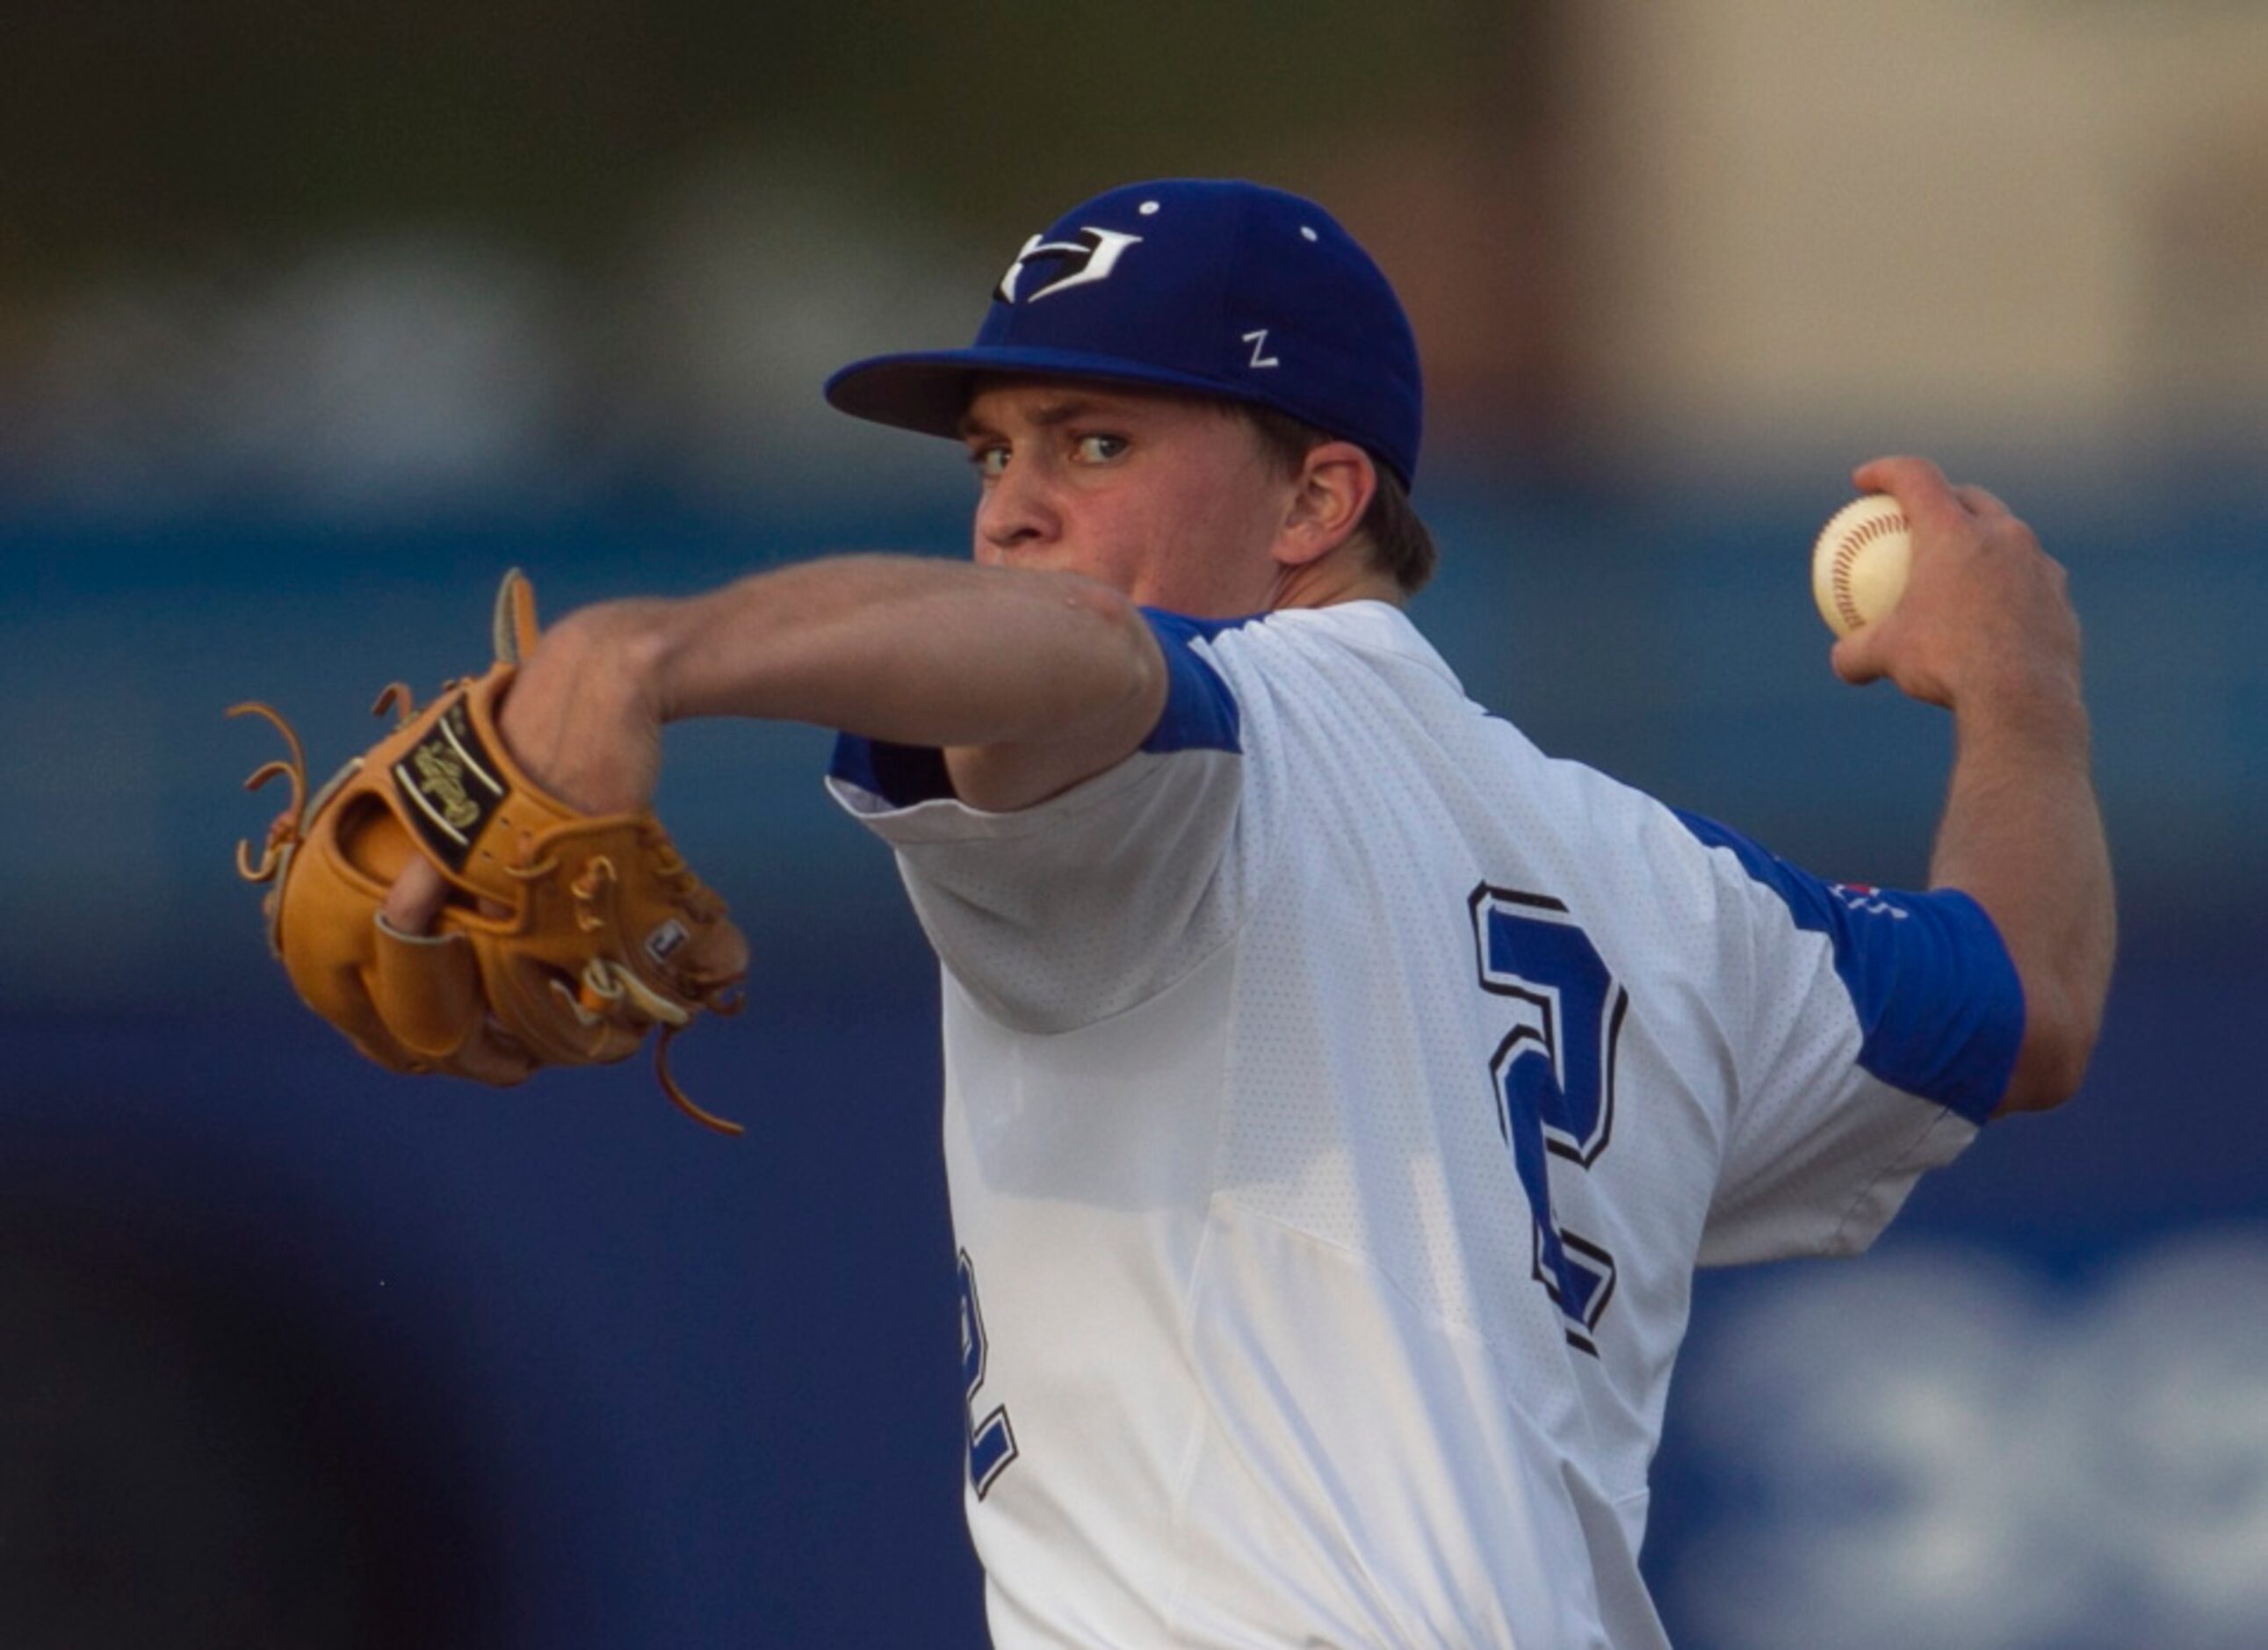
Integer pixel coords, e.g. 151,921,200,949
6,4,2265,1645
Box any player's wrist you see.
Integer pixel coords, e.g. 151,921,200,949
1948,670,2091,764
545,598,679,722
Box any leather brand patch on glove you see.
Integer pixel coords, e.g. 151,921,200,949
228,569,749,1134
392,700,507,867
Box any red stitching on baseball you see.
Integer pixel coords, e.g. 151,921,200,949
1830,508,1904,631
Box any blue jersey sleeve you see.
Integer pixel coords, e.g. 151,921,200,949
827,607,1246,807
1674,810,2026,1125
1135,608,1247,756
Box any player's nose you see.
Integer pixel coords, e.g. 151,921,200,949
976,454,1062,553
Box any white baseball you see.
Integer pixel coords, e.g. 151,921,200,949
1811,495,1911,638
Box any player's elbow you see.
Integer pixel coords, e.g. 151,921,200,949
941,580,1167,813
1053,577,1167,735
1996,981,2100,1115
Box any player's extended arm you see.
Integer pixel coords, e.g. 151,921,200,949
520,555,1167,812
1831,457,2114,1116
382,555,1168,934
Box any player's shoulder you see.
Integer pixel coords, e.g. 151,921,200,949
1166,599,1461,692
1470,739,1838,955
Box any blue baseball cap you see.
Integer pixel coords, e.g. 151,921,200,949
824,178,1424,487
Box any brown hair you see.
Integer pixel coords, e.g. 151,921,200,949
1235,402,1438,596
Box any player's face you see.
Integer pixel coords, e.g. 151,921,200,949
957,380,1296,614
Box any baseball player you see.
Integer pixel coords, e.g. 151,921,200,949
388,178,2114,1646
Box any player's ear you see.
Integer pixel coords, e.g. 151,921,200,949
1274,440,1376,568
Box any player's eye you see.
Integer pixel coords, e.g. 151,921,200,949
968,443,1009,479
1073,433,1128,463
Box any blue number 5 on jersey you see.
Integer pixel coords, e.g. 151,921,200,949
1469,885,1628,1355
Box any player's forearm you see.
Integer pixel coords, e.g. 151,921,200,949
1929,684,2115,1111
492,555,1168,818
576,554,1162,749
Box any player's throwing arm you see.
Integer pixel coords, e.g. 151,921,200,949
1818,455,2113,1113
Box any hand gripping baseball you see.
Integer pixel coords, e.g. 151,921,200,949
1829,456,2083,716
229,571,749,1134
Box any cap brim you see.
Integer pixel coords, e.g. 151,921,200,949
824,346,1260,441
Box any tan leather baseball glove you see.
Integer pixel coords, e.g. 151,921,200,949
230,570,748,1134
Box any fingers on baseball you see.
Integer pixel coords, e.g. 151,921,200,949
1952,482,2014,520
1852,456,1969,530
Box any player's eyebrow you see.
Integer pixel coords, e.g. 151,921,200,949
957,395,1125,440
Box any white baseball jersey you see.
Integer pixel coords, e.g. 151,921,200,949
827,600,2023,1649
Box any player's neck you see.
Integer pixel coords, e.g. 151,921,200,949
1266,551,1405,613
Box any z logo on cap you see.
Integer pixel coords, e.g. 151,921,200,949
995,228,1143,304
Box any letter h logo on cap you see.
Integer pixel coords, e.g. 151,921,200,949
995,228,1145,304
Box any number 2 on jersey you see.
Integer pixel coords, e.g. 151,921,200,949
957,1250,1019,1497
1468,885,1627,1355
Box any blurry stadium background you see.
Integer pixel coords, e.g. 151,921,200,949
5,4,2264,1645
